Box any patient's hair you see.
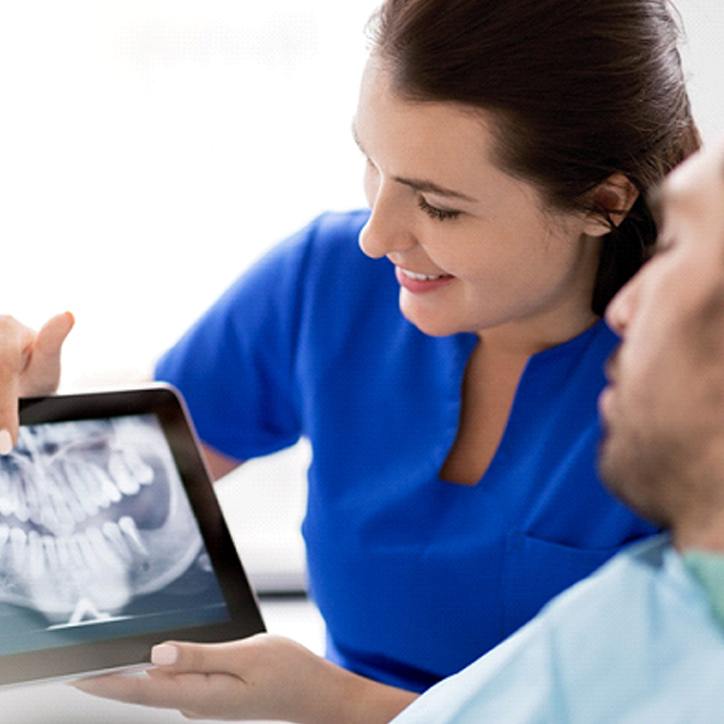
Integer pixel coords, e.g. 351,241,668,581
368,0,701,314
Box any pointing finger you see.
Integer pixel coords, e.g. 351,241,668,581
35,311,74,359
21,311,75,395
0,315,36,449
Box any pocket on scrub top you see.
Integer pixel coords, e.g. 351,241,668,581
501,531,619,637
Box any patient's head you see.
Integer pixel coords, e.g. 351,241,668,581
600,139,724,548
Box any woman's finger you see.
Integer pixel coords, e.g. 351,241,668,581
0,315,36,449
35,311,74,358
20,311,74,396
71,673,166,707
72,671,198,710
150,639,253,676
72,670,240,716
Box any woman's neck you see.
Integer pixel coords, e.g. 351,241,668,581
477,307,600,359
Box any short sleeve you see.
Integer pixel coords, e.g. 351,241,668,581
154,217,319,460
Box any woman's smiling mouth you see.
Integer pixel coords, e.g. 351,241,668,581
395,266,455,293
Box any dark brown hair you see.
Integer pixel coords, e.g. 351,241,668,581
368,0,701,314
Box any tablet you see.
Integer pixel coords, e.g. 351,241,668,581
0,384,265,688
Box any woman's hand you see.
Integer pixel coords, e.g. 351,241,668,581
0,312,74,453
72,633,417,723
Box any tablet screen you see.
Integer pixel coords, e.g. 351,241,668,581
0,412,230,658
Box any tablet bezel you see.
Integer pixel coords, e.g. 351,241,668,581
0,384,265,687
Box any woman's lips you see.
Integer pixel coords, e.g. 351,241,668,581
395,266,455,294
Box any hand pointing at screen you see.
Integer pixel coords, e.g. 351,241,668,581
0,312,75,455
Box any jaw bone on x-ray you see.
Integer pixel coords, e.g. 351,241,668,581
0,415,204,626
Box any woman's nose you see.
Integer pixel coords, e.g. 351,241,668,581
358,187,416,259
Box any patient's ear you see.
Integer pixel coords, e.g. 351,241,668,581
582,173,639,237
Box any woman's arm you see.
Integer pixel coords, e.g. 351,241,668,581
73,634,418,723
201,442,243,480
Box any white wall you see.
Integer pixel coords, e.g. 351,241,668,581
0,0,379,387
678,0,724,144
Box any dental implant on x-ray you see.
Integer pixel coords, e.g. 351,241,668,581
0,415,203,625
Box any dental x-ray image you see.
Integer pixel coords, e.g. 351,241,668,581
0,414,229,656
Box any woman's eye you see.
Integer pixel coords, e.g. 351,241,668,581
417,197,461,221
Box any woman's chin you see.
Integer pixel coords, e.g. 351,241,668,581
400,306,461,338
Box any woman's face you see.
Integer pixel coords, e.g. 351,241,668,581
354,58,602,339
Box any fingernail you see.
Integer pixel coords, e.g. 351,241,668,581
0,430,12,456
151,644,178,666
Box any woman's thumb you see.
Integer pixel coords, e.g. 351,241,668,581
150,642,235,674
35,311,74,359
22,312,75,395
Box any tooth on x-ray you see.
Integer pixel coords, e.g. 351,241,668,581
0,415,203,624
102,521,133,564
10,527,27,569
118,516,149,558
27,531,45,579
41,534,60,572
69,597,111,626
108,455,141,496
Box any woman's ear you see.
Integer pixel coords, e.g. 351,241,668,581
582,173,639,237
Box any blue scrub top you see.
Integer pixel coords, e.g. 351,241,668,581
155,210,657,692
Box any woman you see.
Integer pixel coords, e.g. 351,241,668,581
0,0,698,704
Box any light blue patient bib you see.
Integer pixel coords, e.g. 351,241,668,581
393,536,724,723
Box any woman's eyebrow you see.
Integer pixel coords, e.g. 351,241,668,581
350,121,479,203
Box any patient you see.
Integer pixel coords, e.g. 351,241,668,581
77,137,724,722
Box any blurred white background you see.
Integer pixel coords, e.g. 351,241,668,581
1,0,723,592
